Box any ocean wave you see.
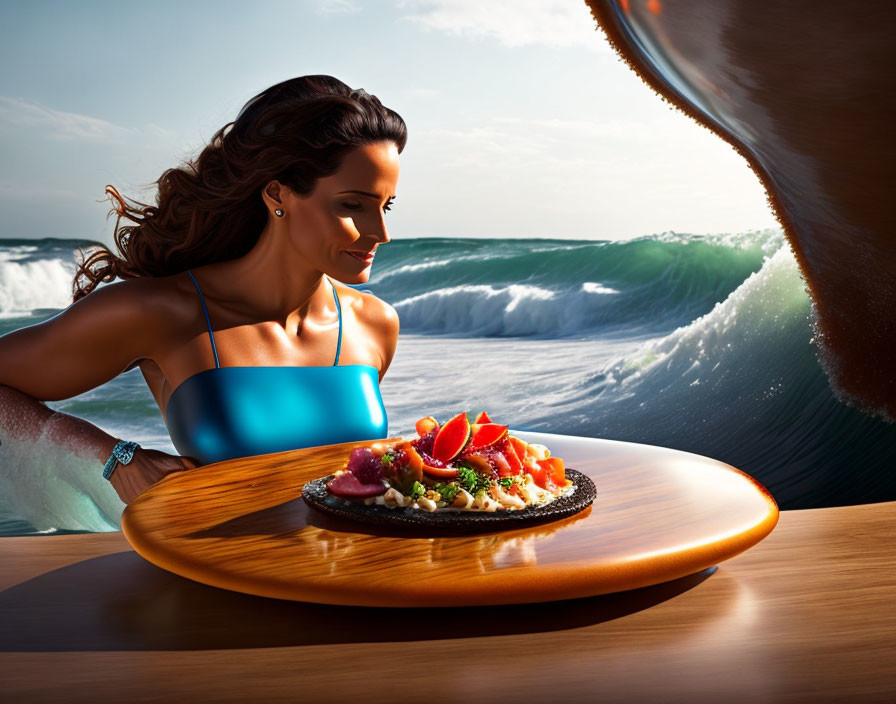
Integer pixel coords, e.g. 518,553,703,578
373,228,786,336
0,246,78,318
0,229,786,336
393,281,631,338
8,227,889,534
524,245,896,508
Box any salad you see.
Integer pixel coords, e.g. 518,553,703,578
323,411,572,512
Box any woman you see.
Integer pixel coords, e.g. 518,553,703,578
0,75,405,505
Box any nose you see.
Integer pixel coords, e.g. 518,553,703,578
373,216,390,245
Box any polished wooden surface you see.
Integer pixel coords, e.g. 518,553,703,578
1,500,894,702
117,431,778,606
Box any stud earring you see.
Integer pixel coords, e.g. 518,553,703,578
274,208,284,217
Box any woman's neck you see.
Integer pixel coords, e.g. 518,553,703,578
195,224,332,329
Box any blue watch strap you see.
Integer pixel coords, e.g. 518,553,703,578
103,439,140,480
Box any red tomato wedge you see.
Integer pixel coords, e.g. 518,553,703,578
431,412,472,463
468,423,508,450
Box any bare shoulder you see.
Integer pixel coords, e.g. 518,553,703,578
98,273,198,369
96,274,194,332
332,283,399,379
329,282,396,326
45,275,175,340
358,289,399,330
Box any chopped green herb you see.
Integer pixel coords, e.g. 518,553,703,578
409,481,427,500
456,464,495,494
498,477,514,488
432,481,460,503
456,465,477,493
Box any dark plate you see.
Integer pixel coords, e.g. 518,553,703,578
302,468,596,533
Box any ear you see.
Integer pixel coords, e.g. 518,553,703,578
262,180,287,211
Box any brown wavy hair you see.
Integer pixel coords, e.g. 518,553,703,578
72,75,408,302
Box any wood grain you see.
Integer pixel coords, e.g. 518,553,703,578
1,500,893,702
117,432,778,606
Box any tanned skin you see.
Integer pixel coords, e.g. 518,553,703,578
0,141,401,504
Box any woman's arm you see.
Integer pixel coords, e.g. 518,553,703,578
0,383,119,461
0,280,153,453
0,279,161,401
0,280,197,503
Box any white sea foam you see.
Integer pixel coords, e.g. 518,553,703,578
393,281,631,337
601,244,808,392
0,421,124,534
0,249,75,317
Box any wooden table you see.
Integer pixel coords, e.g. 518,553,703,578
1,433,894,702
117,430,779,606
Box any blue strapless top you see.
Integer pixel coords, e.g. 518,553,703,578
164,270,388,466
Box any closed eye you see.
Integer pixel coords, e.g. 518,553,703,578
342,199,395,213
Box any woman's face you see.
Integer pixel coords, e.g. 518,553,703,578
275,140,399,284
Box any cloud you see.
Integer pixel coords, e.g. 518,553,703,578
144,123,174,138
416,124,545,165
315,0,362,16
409,112,740,211
395,0,613,52
0,96,139,142
415,114,702,168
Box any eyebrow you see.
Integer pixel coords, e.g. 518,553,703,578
337,190,396,200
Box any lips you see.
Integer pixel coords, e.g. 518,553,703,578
344,249,376,264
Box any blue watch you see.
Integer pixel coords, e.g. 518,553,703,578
103,440,140,480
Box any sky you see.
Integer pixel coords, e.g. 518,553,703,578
0,0,779,245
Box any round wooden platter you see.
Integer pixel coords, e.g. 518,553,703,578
120,430,778,607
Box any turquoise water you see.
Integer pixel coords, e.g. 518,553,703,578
2,230,895,536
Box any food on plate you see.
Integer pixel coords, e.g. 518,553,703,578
322,411,573,513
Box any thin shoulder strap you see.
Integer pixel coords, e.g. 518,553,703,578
329,277,342,366
187,270,221,369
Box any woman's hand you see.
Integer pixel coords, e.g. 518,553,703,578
108,447,200,504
